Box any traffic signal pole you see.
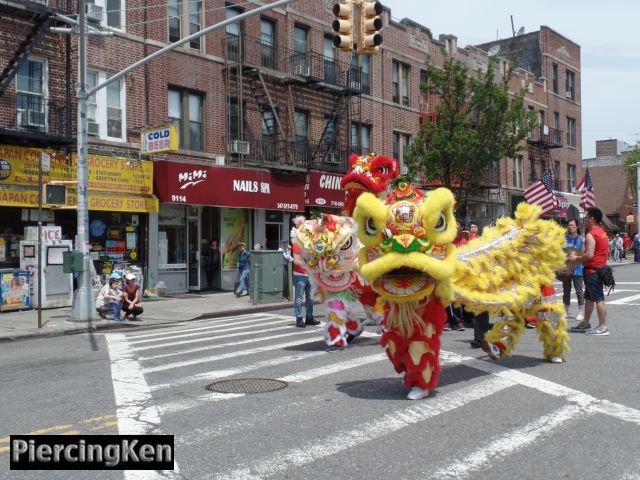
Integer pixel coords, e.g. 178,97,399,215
71,0,299,321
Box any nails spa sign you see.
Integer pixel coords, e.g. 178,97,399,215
154,161,305,211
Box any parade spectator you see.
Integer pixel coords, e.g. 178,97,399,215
622,233,631,260
234,243,252,298
292,234,318,328
122,273,143,320
634,233,640,262
563,219,585,321
469,222,480,240
613,234,623,262
204,239,220,290
279,240,293,301
569,207,609,335
96,277,122,320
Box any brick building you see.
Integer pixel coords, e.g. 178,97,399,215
0,1,583,294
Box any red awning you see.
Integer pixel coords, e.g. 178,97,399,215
154,161,305,211
304,170,345,210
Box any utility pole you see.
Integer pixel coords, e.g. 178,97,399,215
70,0,299,320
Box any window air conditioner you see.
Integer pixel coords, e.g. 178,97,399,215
295,63,310,76
215,155,225,166
85,3,104,22
87,121,99,136
229,140,250,155
565,91,572,99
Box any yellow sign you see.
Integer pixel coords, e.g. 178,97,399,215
0,145,154,195
140,126,179,155
0,187,158,213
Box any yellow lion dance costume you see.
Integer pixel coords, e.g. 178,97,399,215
353,182,569,400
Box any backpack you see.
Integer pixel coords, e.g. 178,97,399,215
597,266,615,295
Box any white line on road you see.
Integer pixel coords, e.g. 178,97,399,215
608,293,640,305
134,322,293,352
138,329,319,361
426,404,590,479
105,333,180,480
211,376,514,480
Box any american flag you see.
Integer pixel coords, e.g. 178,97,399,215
524,170,557,215
577,168,596,210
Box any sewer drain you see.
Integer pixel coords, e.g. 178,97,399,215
207,378,288,394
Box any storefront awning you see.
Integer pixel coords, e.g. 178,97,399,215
304,170,345,210
154,161,305,212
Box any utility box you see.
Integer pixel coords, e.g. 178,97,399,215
63,250,84,273
250,250,283,304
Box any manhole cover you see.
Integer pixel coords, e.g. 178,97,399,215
207,378,288,394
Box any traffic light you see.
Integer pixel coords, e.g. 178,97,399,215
361,1,383,53
332,2,354,51
44,184,67,206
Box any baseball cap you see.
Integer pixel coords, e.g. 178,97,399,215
239,242,246,247
125,273,136,281
110,272,122,279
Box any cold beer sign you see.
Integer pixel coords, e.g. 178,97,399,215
140,126,178,155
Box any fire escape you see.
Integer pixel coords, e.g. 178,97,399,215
527,125,564,190
0,0,74,147
222,33,362,173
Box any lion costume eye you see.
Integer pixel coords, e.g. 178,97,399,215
434,212,447,232
340,236,353,250
365,217,378,236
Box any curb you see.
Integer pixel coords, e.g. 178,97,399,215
0,302,292,343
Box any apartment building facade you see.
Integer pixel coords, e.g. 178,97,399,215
0,1,582,294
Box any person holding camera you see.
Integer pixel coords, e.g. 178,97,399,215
561,219,585,321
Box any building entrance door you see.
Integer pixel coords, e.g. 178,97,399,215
187,207,201,290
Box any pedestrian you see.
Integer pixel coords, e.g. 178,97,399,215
203,239,221,290
469,222,480,240
568,207,609,335
95,277,120,320
122,273,144,320
622,233,631,260
562,219,585,321
613,234,623,262
291,231,319,328
234,242,252,298
633,232,640,263
279,240,293,301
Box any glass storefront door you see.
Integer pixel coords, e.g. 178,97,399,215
187,207,201,290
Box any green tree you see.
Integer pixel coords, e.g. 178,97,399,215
406,53,534,207
623,141,640,189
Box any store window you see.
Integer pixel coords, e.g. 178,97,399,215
159,204,186,267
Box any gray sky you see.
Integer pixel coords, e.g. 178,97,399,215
382,0,640,158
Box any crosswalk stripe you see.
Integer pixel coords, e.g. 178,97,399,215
157,352,390,415
128,316,290,345
138,330,320,361
125,314,272,341
427,404,589,479
608,293,640,305
150,351,326,391
210,376,514,480
134,322,293,351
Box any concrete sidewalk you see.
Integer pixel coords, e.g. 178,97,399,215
0,291,292,342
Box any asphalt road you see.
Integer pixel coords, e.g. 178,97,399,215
1,263,639,480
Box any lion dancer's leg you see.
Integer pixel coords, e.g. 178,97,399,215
323,296,348,350
358,284,380,326
532,284,570,363
482,310,526,361
380,298,446,400
344,298,364,340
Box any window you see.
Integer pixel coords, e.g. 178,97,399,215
567,117,576,147
350,53,369,93
261,110,276,162
419,68,428,92
324,116,336,150
260,18,275,68
293,25,308,72
324,36,336,83
351,123,371,155
86,69,125,140
88,0,124,29
554,160,561,190
227,96,242,142
392,131,411,171
552,63,558,94
16,57,47,130
167,0,202,49
567,164,577,192
294,110,309,164
392,61,410,105
565,70,575,100
225,6,242,59
158,204,186,267
168,88,203,151
512,156,523,188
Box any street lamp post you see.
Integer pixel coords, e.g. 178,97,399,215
632,162,640,238
69,0,299,321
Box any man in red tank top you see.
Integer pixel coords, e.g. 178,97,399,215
568,207,609,335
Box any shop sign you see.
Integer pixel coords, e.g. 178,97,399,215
0,187,159,213
554,194,569,217
24,226,62,242
141,126,178,155
154,161,305,211
0,145,154,195
304,171,345,209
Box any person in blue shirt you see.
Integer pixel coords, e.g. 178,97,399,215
562,219,585,321
234,243,252,297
